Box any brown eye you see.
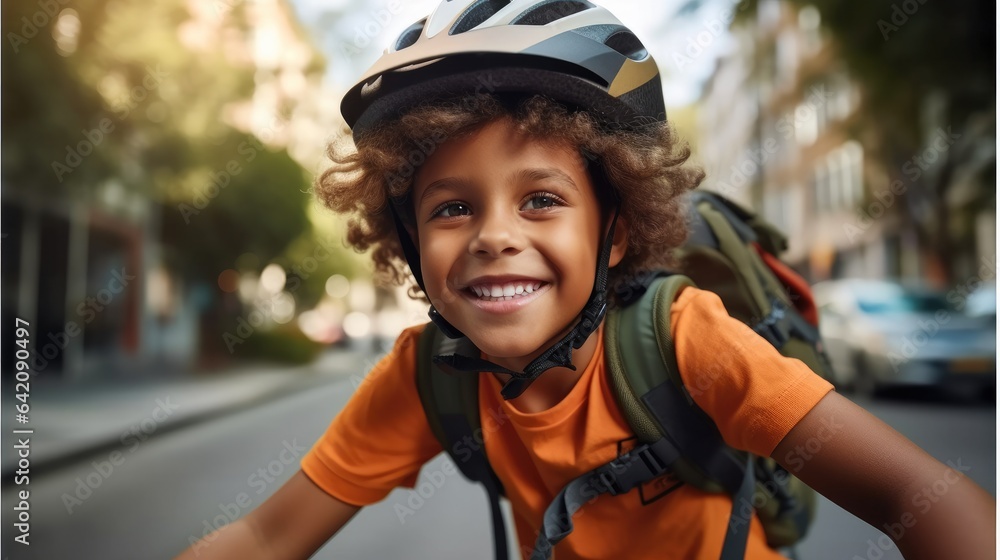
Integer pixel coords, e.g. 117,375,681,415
433,202,471,218
521,193,562,211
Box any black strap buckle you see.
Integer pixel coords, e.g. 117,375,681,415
577,300,607,339
595,441,672,496
753,298,790,347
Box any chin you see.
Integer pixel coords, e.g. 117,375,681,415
466,330,547,365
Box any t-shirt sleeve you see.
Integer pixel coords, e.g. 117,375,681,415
300,324,443,506
671,287,834,457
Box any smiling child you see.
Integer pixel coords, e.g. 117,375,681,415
175,1,995,559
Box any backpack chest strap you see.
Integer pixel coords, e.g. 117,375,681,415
529,436,756,560
529,437,680,560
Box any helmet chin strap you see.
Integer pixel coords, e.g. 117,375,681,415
387,196,468,339
388,155,620,400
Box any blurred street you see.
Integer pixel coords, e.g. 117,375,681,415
2,360,992,560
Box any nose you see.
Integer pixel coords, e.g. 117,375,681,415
468,206,525,258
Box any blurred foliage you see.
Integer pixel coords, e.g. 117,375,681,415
162,141,313,281
666,104,701,161
2,1,117,189
2,0,312,273
234,323,325,365
279,226,366,311
778,0,993,146
2,0,360,360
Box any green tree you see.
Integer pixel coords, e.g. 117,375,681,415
4,0,319,272
4,0,339,361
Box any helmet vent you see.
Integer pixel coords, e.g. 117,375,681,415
604,30,648,61
395,19,426,50
511,0,593,26
450,0,512,35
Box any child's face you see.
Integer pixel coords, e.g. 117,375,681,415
411,119,624,365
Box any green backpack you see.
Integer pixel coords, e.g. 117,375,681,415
415,191,833,560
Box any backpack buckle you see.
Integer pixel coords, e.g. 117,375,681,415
573,299,607,348
594,440,674,496
753,299,791,347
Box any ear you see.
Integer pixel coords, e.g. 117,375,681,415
606,215,628,268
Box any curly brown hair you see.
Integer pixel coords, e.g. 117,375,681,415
314,94,704,305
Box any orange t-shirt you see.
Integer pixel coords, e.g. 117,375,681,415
301,287,834,559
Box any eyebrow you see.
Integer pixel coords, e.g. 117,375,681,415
513,168,580,193
417,177,467,207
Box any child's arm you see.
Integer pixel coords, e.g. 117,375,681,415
772,391,996,560
174,470,359,560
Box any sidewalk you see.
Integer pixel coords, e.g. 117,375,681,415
1,345,376,477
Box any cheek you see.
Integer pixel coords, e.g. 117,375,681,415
539,219,600,275
418,231,461,285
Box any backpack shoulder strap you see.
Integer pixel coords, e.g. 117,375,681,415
415,324,479,461
606,274,757,560
605,274,691,441
608,275,744,487
414,324,509,560
530,275,757,560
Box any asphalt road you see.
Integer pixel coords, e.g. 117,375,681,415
2,379,994,560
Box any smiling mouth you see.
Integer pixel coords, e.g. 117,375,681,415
465,281,548,302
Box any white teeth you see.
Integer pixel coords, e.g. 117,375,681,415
468,281,546,301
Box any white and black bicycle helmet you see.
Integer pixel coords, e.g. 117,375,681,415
342,0,665,141
343,0,666,399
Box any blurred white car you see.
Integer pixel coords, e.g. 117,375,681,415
965,283,996,319
812,279,996,397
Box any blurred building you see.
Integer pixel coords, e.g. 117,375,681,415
698,0,995,285
2,0,335,381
